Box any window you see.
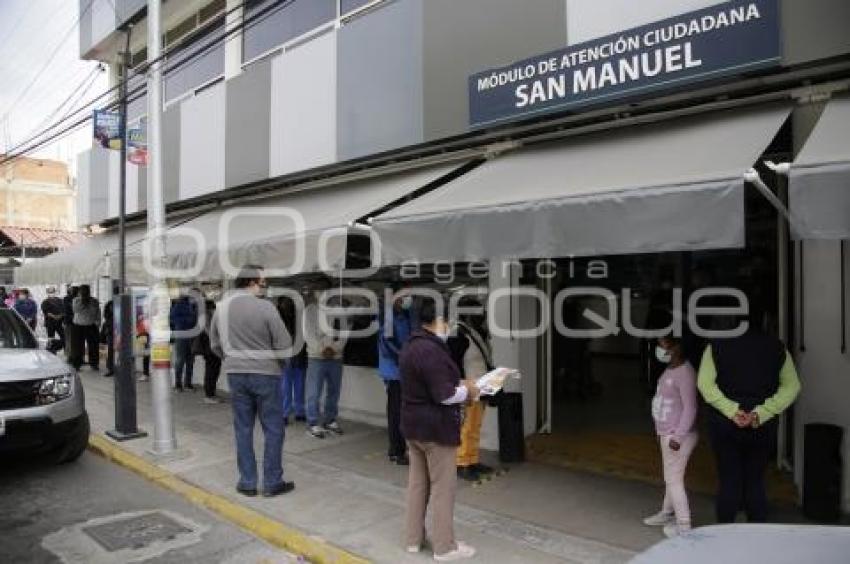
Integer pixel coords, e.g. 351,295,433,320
199,0,226,23
341,0,374,15
165,14,199,48
164,17,226,103
242,0,336,63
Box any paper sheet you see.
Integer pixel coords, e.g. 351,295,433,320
476,367,519,396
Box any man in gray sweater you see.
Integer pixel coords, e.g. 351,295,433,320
210,266,294,498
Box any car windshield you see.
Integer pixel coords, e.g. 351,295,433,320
0,309,38,349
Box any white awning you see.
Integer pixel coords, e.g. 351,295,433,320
790,95,850,240
373,104,792,263
14,164,462,285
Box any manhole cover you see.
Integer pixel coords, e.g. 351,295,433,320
83,511,192,552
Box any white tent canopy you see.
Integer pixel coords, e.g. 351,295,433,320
373,104,792,263
790,95,850,240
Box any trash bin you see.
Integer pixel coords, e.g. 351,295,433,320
803,423,843,523
497,392,525,463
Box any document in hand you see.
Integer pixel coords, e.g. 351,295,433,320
476,367,519,396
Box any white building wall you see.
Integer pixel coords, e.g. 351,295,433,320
793,239,850,512
179,84,226,200
269,31,338,177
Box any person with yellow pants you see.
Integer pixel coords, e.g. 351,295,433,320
453,307,494,482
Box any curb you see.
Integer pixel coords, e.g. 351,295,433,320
87,434,371,564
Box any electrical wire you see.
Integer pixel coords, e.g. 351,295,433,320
0,0,302,166
0,0,97,124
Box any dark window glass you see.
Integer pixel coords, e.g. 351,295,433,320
0,310,38,349
341,0,373,14
164,18,225,103
242,0,335,63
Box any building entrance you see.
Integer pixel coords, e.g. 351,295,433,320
527,247,796,503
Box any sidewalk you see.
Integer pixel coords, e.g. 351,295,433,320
82,368,703,563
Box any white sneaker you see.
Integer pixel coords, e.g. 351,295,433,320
307,425,326,439
643,511,674,526
324,421,344,435
434,542,475,561
203,397,221,404
663,523,691,538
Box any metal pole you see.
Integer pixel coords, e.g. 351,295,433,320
147,0,176,454
107,27,146,442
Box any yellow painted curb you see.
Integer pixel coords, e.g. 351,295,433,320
88,434,371,564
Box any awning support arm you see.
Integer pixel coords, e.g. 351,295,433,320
745,168,802,235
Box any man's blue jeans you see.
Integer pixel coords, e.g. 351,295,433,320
228,373,285,492
281,363,306,419
306,359,343,426
173,338,195,388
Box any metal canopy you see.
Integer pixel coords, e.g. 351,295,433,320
373,104,792,263
790,95,850,240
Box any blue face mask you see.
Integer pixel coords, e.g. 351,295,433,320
401,296,412,311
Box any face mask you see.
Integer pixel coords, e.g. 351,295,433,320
401,296,412,310
436,331,450,342
655,345,672,364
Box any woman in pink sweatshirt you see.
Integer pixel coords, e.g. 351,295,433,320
644,334,698,538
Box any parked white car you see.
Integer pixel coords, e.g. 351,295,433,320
0,308,89,463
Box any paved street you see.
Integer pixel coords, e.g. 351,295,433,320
0,452,295,564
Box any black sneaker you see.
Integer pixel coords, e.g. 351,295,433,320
294,415,307,423
186,384,195,391
457,466,480,482
174,386,184,393
472,463,495,475
393,454,410,466
236,486,258,497
263,481,295,498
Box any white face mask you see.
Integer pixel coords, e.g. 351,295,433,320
655,345,673,364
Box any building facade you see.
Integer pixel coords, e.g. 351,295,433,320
54,0,850,512
0,156,76,231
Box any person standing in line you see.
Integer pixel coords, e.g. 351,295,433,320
102,287,117,377
210,266,294,498
698,309,801,524
377,289,413,465
170,292,199,391
14,288,38,331
303,285,349,439
194,299,222,404
401,295,478,561
0,286,8,308
277,295,307,425
72,285,101,370
643,333,699,538
42,286,65,350
454,299,495,482
63,285,79,363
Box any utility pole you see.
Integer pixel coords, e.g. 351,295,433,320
147,0,176,455
107,27,146,442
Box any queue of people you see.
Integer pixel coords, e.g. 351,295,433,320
1,271,804,558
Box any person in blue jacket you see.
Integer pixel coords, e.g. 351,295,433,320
378,288,413,465
170,291,199,391
14,288,38,331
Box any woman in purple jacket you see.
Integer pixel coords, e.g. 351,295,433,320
644,332,699,538
400,295,479,561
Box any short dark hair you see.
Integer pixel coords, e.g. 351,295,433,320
235,265,264,289
416,295,446,325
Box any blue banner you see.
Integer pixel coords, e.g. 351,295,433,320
469,0,781,128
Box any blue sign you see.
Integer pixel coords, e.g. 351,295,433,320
469,0,781,128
